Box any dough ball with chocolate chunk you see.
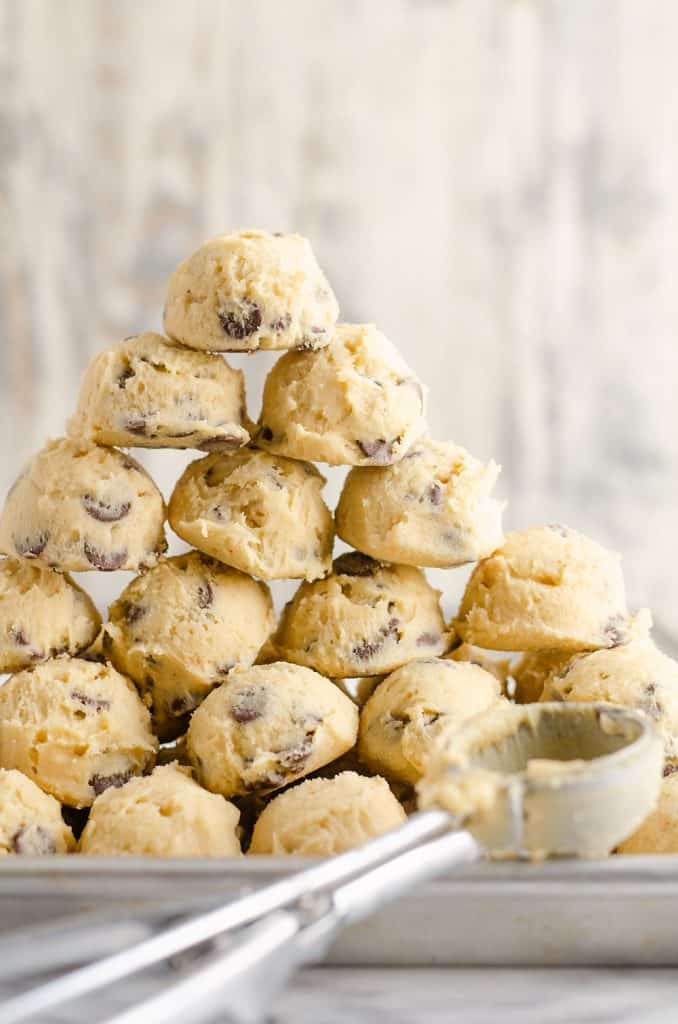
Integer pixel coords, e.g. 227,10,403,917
187,662,359,799
0,439,166,573
269,552,448,678
249,772,405,856
0,558,101,673
169,449,334,582
164,230,338,353
67,332,249,452
541,639,678,762
104,553,274,741
359,659,504,786
455,525,636,652
618,771,678,854
79,764,241,857
257,323,427,466
336,439,504,567
0,658,157,808
0,768,75,855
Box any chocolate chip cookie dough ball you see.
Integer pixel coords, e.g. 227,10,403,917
187,663,358,799
0,558,100,672
0,659,157,808
164,230,338,353
618,770,678,854
0,768,75,855
169,450,333,582
336,440,504,567
455,525,632,652
541,640,678,762
79,764,241,857
359,659,503,786
0,439,167,572
257,323,427,466
249,772,405,856
67,333,249,452
104,553,274,740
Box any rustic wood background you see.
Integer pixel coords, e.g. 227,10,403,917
1,0,677,633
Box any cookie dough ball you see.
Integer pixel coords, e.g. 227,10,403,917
164,230,338,353
249,772,405,856
0,559,101,673
359,659,503,785
169,450,333,582
79,764,241,857
67,333,249,452
0,439,166,572
511,650,576,704
541,640,678,762
187,662,359,798
104,553,274,740
618,771,678,854
0,768,75,855
257,323,427,467
0,659,157,807
269,552,448,678
455,525,631,652
336,439,504,567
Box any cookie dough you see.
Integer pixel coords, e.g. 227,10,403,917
104,552,274,740
446,643,511,689
79,764,241,857
67,333,249,452
257,323,427,466
164,230,338,353
618,770,678,854
0,558,101,673
336,439,504,567
268,552,448,678
249,772,405,856
511,650,576,704
0,439,167,572
0,658,157,807
187,662,359,798
168,449,333,581
455,525,633,651
359,658,503,785
541,640,678,762
0,768,75,855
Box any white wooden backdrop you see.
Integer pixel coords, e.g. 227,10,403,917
1,0,677,633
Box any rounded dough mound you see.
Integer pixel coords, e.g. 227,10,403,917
249,772,405,856
164,230,338,353
0,658,157,807
0,558,101,673
0,439,167,573
257,323,427,466
67,332,249,452
359,659,502,785
269,552,448,678
104,553,274,740
541,640,678,762
336,439,504,567
187,662,359,798
79,764,241,857
169,450,334,582
455,525,631,652
0,768,75,855
618,771,678,854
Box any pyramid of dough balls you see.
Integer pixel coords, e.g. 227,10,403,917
0,227,672,859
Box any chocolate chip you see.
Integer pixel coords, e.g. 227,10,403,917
168,694,201,717
664,763,678,778
260,426,274,442
11,825,56,855
9,626,30,647
84,542,128,571
427,483,443,507
275,734,314,772
14,533,49,558
89,770,133,797
215,662,235,678
198,435,243,453
416,631,441,647
71,690,111,713
124,603,146,626
385,712,409,732
296,338,321,351
49,645,68,658
101,630,113,654
145,654,159,666
197,579,213,609
547,523,572,538
270,313,292,332
352,617,400,662
82,494,132,523
604,615,628,647
356,439,394,463
125,418,149,436
117,366,136,389
218,301,262,340
334,552,382,577
230,686,265,724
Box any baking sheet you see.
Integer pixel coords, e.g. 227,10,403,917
1,855,677,966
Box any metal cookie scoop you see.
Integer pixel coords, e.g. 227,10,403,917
0,703,663,1024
